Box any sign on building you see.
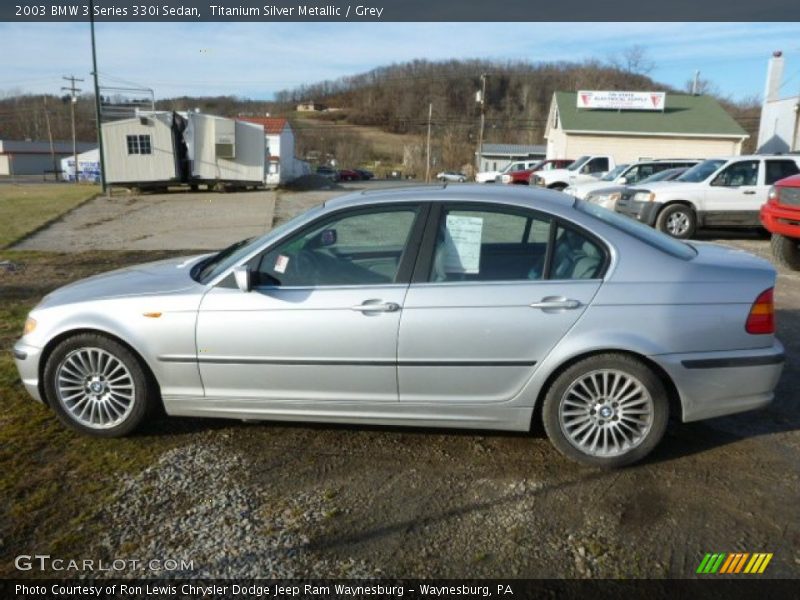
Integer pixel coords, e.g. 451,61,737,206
577,91,665,111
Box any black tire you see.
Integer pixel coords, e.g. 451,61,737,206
542,353,670,468
43,333,154,437
548,183,567,192
771,233,800,270
656,203,696,239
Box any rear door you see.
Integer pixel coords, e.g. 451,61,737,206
397,203,604,404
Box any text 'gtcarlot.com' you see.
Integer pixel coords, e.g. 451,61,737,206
14,554,193,572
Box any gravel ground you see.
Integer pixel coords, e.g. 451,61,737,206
13,190,276,251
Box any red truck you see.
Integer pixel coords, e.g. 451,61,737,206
760,173,800,269
498,159,574,185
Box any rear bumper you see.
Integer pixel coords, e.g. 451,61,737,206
760,203,800,238
653,341,784,422
615,199,661,226
13,340,44,404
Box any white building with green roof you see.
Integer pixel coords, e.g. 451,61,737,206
545,91,748,163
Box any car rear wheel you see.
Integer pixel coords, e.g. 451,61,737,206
656,204,696,239
542,354,669,468
43,333,153,437
770,233,800,270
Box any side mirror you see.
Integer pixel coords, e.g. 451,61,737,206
618,176,627,184
233,265,252,292
580,165,591,174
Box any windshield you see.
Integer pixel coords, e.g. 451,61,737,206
600,164,629,182
192,203,326,284
567,156,590,171
639,168,684,184
677,159,726,183
576,200,697,260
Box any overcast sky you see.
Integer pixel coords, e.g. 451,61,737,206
1,22,799,102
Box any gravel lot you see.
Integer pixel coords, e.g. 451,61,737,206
4,185,800,578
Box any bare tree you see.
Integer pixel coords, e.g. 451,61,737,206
608,45,655,75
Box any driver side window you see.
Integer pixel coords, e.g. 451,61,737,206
713,161,759,187
255,208,418,287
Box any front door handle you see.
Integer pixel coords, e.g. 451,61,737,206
743,190,756,195
529,297,582,310
350,300,400,313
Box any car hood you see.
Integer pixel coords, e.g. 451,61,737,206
38,254,209,309
585,185,627,197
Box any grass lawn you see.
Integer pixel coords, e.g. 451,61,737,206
0,183,99,248
0,250,197,577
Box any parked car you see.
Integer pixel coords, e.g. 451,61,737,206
498,159,574,185
475,159,541,184
437,171,467,183
532,155,616,191
316,166,339,181
338,169,361,182
14,186,783,467
565,159,700,199
615,155,800,239
355,169,375,180
585,167,691,211
760,173,800,269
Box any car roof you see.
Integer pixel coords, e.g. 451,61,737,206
324,184,576,213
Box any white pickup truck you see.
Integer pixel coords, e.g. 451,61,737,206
615,155,800,238
564,159,700,199
531,155,615,191
475,159,541,183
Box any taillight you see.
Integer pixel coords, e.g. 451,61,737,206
746,288,775,334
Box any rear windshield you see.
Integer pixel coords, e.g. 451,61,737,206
576,200,697,260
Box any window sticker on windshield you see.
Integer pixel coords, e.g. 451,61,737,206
443,215,483,274
274,254,289,274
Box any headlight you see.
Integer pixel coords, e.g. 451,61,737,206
633,191,655,202
564,187,575,194
23,317,37,336
768,185,778,203
501,175,512,183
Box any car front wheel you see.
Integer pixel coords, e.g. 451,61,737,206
542,354,669,468
656,204,696,239
43,333,154,437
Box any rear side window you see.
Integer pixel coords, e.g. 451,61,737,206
428,207,606,283
766,160,800,185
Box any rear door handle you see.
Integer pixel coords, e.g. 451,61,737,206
350,300,400,313
529,298,582,310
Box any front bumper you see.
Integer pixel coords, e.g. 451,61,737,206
760,202,800,238
653,341,785,422
13,340,45,403
615,197,661,226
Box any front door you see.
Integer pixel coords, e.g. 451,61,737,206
196,205,425,402
398,205,604,403
703,159,763,226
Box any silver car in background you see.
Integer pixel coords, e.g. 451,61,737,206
13,186,784,467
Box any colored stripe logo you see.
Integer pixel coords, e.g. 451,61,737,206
697,552,773,574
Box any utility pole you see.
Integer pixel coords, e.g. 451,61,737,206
42,96,58,179
425,102,432,183
62,75,83,183
90,0,107,194
691,70,700,95
475,73,488,175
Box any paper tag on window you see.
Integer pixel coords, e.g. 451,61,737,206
274,255,289,274
443,215,483,274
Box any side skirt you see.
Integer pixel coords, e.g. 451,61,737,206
162,396,533,432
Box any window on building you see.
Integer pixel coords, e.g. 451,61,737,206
126,134,152,155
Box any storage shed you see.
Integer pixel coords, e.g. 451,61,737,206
476,144,546,173
0,139,94,176
545,91,748,162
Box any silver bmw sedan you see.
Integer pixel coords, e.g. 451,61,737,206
13,186,784,467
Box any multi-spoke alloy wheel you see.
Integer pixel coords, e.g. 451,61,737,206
56,347,136,429
44,333,152,437
558,369,654,458
542,354,669,467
